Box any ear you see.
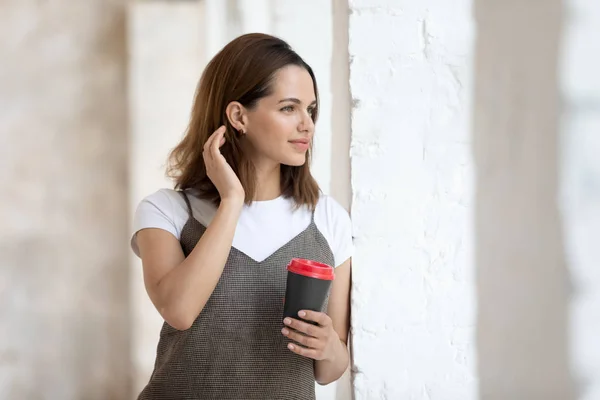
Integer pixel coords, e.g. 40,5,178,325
225,101,248,134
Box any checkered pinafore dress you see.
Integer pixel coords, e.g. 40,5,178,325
138,191,335,400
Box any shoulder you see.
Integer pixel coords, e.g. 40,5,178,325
314,194,353,267
133,188,216,234
133,188,183,222
131,188,190,256
140,188,182,208
137,188,214,220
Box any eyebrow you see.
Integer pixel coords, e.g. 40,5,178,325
278,98,317,106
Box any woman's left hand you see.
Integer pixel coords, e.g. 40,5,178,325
281,310,341,361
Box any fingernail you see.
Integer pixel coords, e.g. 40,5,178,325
284,318,291,325
288,344,294,350
281,328,289,335
298,311,306,317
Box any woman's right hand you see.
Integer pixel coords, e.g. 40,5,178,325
203,125,245,204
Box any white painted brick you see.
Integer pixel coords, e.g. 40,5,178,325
349,0,476,398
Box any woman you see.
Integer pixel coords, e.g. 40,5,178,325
131,33,353,399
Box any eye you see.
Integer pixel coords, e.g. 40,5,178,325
281,105,295,112
308,107,316,117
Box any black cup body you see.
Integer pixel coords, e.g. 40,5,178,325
283,271,332,321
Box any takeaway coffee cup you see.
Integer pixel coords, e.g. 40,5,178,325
283,258,335,321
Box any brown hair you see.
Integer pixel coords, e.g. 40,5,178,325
167,33,321,209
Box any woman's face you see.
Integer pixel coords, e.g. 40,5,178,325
242,65,317,168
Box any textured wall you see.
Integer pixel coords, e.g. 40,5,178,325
560,0,600,399
473,1,575,399
348,0,477,398
0,1,130,399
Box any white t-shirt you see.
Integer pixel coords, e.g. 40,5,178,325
131,189,354,268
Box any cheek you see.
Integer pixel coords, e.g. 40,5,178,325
264,112,296,132
253,114,294,146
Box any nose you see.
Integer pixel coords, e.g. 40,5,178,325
298,110,314,133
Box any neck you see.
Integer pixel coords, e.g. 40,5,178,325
253,161,281,201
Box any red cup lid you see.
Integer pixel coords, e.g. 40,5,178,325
287,258,334,280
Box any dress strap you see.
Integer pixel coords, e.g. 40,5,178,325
179,190,193,218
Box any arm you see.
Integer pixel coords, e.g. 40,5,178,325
137,125,245,331
137,198,243,331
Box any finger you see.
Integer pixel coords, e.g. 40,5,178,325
298,310,331,327
216,135,226,152
287,343,320,360
204,125,225,153
203,136,215,163
281,328,320,349
203,143,213,164
211,126,226,159
204,126,225,164
283,317,321,338
203,131,215,153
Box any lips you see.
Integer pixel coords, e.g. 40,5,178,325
289,138,310,151
289,138,310,145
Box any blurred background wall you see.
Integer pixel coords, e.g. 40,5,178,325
0,1,131,398
1,1,599,400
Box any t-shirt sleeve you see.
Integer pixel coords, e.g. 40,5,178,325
130,189,180,257
325,197,354,268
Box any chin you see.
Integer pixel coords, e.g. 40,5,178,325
280,154,307,167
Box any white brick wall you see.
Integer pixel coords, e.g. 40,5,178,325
348,1,477,398
560,1,600,399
